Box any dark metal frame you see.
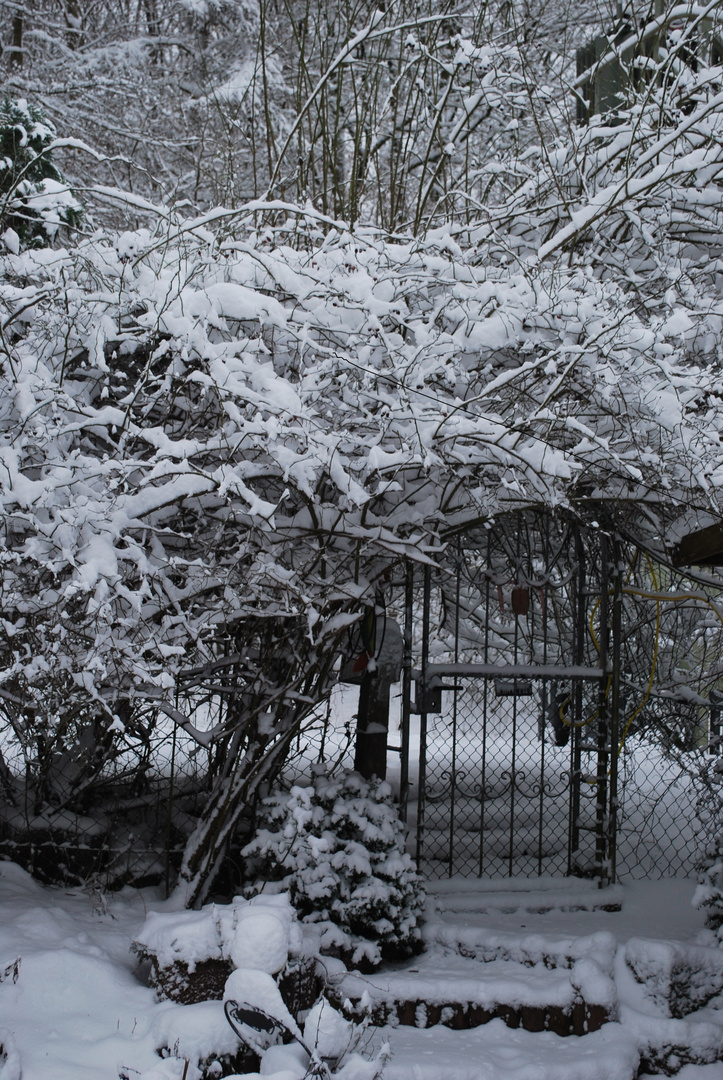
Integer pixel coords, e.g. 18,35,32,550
399,510,622,886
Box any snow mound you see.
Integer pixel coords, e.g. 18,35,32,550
304,998,354,1061
259,1041,309,1077
137,907,228,972
152,999,241,1063
135,892,301,973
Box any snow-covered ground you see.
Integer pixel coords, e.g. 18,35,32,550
1,856,722,1080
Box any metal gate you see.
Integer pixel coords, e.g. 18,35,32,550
400,510,623,883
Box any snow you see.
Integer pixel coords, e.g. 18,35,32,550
224,968,302,1040
152,999,241,1062
373,1021,640,1080
226,909,290,975
134,893,299,975
3,856,723,1079
258,1042,309,1077
303,998,354,1060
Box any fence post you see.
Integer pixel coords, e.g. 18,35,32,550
710,690,723,755
415,564,431,870
595,532,610,888
399,560,414,822
608,537,623,886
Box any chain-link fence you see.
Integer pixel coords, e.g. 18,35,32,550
0,685,359,890
406,680,702,880
1,505,720,893
0,706,211,888
0,669,709,889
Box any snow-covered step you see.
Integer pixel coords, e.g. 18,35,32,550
329,949,616,1036
428,877,624,917
423,923,617,974
367,1017,642,1080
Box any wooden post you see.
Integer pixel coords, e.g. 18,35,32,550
354,672,392,781
340,613,403,783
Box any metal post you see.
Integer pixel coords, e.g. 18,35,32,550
399,561,414,822
478,537,491,877
415,563,431,870
448,540,462,877
537,516,550,877
609,538,623,885
568,527,585,872
595,533,610,888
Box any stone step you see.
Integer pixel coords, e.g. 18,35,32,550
328,951,616,1037
423,923,617,973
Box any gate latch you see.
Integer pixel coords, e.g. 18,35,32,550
412,675,461,714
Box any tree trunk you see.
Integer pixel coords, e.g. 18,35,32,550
8,15,22,69
172,727,294,908
65,0,83,49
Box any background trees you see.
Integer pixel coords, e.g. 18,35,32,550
0,0,602,224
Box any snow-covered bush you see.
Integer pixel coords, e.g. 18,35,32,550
693,759,723,941
0,97,81,247
243,768,425,966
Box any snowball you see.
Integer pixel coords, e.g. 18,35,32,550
303,998,353,1062
260,1042,309,1077
227,908,289,974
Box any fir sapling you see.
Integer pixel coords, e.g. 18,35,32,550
243,767,425,967
0,97,82,247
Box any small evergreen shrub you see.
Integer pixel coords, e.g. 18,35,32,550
693,755,723,940
0,97,82,247
243,767,425,966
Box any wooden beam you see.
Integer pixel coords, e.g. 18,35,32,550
672,521,723,567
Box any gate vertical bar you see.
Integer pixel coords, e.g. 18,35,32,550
609,537,623,884
448,539,462,877
568,526,585,873
399,560,414,823
508,526,522,877
415,563,432,870
595,533,610,887
478,532,492,877
537,513,550,876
